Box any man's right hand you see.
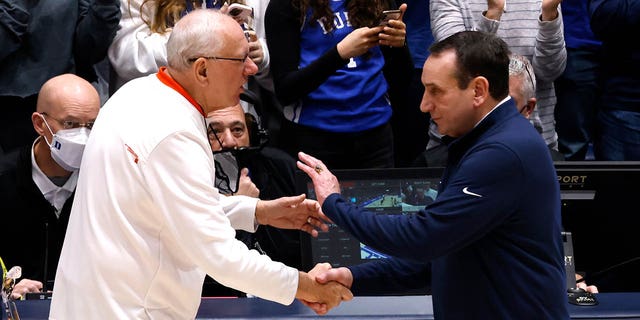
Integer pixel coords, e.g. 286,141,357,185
295,269,353,315
315,266,354,289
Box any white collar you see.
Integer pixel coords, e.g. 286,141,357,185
473,96,512,128
31,137,78,216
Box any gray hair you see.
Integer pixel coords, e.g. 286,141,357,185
166,10,226,70
508,54,536,101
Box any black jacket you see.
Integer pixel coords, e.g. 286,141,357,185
0,146,73,289
202,147,303,296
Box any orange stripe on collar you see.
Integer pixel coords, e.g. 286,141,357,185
156,66,205,117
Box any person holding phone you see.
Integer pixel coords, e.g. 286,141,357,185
108,0,222,91
109,0,269,91
265,0,413,170
109,0,275,131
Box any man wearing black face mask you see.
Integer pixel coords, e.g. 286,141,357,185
204,104,303,297
0,74,100,299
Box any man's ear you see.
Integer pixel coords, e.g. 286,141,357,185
523,97,537,118
193,58,208,82
32,112,46,136
471,76,489,106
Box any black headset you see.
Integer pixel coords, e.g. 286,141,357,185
240,90,269,148
244,112,269,148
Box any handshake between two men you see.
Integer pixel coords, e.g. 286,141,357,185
257,192,353,315
296,262,354,315
253,157,354,315
291,152,358,315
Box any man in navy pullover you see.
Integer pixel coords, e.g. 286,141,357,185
298,31,568,319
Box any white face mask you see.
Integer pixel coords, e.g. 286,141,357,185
41,115,90,171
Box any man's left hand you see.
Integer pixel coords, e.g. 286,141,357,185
255,194,330,237
297,152,341,206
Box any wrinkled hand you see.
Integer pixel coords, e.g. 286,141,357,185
378,3,407,47
296,270,353,315
337,26,384,59
235,168,259,197
296,152,341,206
255,194,330,237
541,0,561,20
10,278,43,300
246,31,264,66
485,0,505,20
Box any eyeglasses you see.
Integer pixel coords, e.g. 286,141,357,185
523,64,534,89
518,104,529,115
188,53,249,64
40,112,95,130
509,57,535,89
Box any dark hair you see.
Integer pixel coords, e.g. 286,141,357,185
294,0,389,31
429,31,510,100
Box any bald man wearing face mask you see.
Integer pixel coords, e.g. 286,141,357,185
0,74,100,300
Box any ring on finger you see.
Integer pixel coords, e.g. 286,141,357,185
307,217,313,224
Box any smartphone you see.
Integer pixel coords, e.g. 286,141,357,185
378,9,402,26
227,3,254,22
244,30,257,42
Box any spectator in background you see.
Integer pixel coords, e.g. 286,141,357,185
298,31,568,319
265,0,412,169
203,103,304,296
0,74,100,299
109,0,219,90
508,54,565,161
0,0,120,156
392,0,435,167
426,0,566,165
589,0,640,160
413,53,565,166
108,0,271,123
554,0,602,161
50,11,351,318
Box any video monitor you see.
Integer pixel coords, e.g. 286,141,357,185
296,167,444,270
297,162,640,293
556,161,640,292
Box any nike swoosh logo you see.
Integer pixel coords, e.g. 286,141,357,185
462,187,482,198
